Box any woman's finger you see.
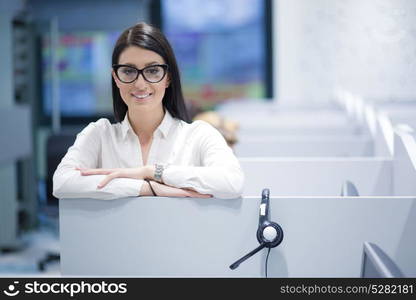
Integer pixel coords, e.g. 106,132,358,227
97,173,119,189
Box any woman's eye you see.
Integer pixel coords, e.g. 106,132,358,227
145,67,160,74
122,68,135,75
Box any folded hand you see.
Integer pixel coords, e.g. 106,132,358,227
76,167,151,189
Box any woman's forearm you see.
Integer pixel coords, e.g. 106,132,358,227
140,180,154,196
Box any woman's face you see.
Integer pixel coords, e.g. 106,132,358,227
112,46,170,113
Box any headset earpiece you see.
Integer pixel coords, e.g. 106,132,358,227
257,188,284,247
257,221,284,247
229,188,284,270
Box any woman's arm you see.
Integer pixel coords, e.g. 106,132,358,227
160,121,245,199
144,181,212,198
75,167,213,198
62,121,244,199
52,120,145,200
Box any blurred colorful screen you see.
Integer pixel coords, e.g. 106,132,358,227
42,31,119,116
162,0,266,109
41,0,267,117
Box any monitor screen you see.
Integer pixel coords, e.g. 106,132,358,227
161,0,268,109
41,31,120,118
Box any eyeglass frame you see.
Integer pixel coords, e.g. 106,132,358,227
112,64,169,84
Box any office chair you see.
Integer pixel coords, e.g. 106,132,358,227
37,133,76,272
340,180,359,196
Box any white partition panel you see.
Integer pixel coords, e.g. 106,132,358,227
373,111,394,157
223,108,361,138
393,127,416,196
220,105,347,119
379,104,416,132
235,135,373,157
364,104,377,139
60,196,416,277
238,123,360,138
216,98,341,114
239,157,393,196
389,111,416,130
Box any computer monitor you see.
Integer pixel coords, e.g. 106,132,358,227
360,242,404,278
161,0,271,105
40,30,119,125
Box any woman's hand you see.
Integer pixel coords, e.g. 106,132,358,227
150,181,212,198
76,166,152,189
76,167,212,198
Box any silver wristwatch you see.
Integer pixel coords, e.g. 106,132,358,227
154,163,165,182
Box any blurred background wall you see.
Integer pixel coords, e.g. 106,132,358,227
275,0,416,105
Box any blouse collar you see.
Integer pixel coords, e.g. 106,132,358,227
121,110,175,140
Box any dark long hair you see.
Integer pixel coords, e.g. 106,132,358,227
111,22,190,123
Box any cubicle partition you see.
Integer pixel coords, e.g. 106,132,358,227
377,102,416,124
393,127,416,196
386,110,416,128
59,100,416,278
238,123,361,138
223,107,362,138
217,100,345,119
372,111,394,157
236,110,416,197
239,157,393,196
59,196,416,277
220,106,350,124
235,135,374,157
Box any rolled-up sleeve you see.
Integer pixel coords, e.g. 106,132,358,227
162,122,245,199
52,120,144,200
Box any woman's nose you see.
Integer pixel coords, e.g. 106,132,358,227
134,73,148,88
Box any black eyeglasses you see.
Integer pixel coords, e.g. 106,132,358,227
112,64,169,83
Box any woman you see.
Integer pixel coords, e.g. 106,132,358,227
53,22,244,200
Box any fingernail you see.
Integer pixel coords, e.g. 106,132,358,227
97,185,102,189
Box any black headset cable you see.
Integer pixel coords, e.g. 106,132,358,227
265,247,271,278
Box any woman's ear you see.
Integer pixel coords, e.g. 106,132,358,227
112,71,121,88
165,74,171,88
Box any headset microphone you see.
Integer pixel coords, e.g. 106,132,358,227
229,188,284,270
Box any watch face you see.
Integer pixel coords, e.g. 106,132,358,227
155,164,164,181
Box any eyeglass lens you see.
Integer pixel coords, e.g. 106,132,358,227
117,65,166,83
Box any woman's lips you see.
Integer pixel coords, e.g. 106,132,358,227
132,93,152,100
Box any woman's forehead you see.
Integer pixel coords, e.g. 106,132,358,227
118,46,165,66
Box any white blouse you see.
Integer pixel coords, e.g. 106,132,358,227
53,111,244,200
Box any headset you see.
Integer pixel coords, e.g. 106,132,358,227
229,188,284,270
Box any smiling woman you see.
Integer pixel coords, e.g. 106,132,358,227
52,22,245,200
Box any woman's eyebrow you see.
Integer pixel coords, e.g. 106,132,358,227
120,61,162,67
118,62,137,67
145,61,162,66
